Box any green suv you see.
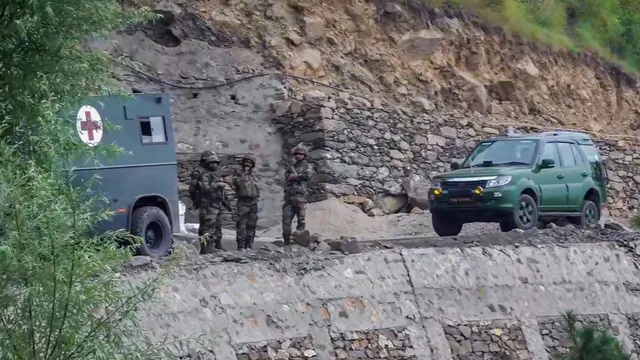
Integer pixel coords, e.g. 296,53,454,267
427,131,608,236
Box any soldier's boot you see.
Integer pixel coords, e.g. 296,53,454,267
237,240,244,251
214,237,223,250
200,236,215,255
198,231,207,255
244,236,254,250
283,236,291,246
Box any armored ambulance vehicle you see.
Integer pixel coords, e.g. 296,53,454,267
428,131,608,236
70,93,179,257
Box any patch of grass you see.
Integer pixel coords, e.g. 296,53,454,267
421,0,640,74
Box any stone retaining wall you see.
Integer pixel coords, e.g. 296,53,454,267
626,314,640,355
234,336,317,360
537,314,613,358
174,91,640,221
444,321,529,359
330,327,416,359
134,236,640,359
271,92,640,218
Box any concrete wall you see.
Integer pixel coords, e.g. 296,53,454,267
132,241,640,359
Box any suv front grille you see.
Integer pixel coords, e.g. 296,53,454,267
442,180,487,191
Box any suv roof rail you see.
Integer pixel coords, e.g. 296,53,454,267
538,130,591,137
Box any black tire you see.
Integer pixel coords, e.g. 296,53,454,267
432,213,463,237
499,219,515,232
504,194,538,231
571,200,600,229
130,206,173,258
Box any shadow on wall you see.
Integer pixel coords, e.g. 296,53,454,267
177,152,288,230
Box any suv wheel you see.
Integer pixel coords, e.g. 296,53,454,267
432,213,463,237
499,219,514,232
571,200,600,228
504,194,538,231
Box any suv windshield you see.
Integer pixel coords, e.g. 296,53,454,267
462,139,539,168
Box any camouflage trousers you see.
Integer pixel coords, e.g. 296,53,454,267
198,206,223,254
236,198,258,250
282,196,307,245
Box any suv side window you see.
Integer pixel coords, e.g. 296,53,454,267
570,143,584,165
541,141,560,165
557,142,577,167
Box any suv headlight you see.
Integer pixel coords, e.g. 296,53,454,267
486,176,512,188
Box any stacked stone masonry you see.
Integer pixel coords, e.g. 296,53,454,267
174,93,640,222
234,336,318,360
132,233,640,358
271,93,640,217
537,314,612,357
443,321,529,360
329,327,417,360
625,314,640,355
178,349,216,360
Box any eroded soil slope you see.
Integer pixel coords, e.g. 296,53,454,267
124,0,640,138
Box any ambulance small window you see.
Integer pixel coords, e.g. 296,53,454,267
139,116,167,144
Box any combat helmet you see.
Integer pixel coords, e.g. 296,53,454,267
291,143,309,157
241,153,256,167
200,150,219,164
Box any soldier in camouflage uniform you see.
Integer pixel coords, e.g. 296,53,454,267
230,153,260,251
282,144,313,245
189,151,231,254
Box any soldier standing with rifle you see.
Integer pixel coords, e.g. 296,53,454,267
282,144,313,245
229,153,260,251
189,151,232,254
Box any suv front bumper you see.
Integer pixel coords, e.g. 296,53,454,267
428,186,518,222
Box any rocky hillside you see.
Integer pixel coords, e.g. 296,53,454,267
119,0,640,136
101,0,640,227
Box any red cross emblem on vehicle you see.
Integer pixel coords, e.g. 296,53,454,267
76,105,103,147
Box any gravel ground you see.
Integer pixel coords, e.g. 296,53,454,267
123,225,640,275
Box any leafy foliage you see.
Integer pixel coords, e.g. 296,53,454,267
0,0,172,359
632,213,640,230
421,0,640,73
556,311,630,360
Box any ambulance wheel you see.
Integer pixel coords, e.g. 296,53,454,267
130,206,173,257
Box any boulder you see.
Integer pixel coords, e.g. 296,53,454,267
383,181,404,195
470,85,488,114
327,237,362,254
367,208,384,217
155,0,182,17
318,183,356,196
491,79,517,101
516,57,540,77
375,194,408,214
315,241,332,253
398,29,444,59
300,48,322,70
303,90,327,103
413,96,435,112
292,230,312,247
303,16,325,41
402,175,431,210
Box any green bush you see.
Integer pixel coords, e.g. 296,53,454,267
632,213,640,230
557,311,630,360
425,0,640,73
0,0,172,359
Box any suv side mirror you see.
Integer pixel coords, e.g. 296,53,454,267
540,158,555,169
451,161,460,170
